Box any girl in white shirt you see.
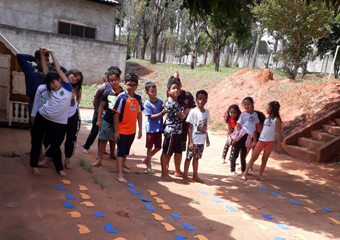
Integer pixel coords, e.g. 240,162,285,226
241,101,282,181
30,49,72,177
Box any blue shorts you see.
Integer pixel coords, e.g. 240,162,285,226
117,133,135,157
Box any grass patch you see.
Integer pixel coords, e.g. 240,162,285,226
79,85,97,108
93,176,105,189
210,121,226,131
191,198,200,205
0,151,21,158
85,164,92,173
79,158,85,167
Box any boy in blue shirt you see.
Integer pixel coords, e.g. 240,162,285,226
142,82,165,174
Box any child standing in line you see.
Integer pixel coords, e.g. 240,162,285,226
229,97,261,175
183,90,210,184
241,101,282,181
220,105,241,165
113,73,144,183
142,82,166,174
161,80,190,180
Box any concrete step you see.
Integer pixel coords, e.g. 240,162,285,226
298,137,324,151
323,124,340,136
310,130,336,142
284,145,316,162
335,118,340,126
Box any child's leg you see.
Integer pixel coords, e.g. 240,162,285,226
145,148,152,169
116,155,126,183
64,110,81,169
241,149,262,180
30,114,46,176
109,140,116,159
92,138,108,167
192,157,204,183
221,139,230,163
238,134,248,173
183,146,192,183
161,153,172,180
258,142,274,180
229,143,241,174
93,120,112,166
174,153,183,177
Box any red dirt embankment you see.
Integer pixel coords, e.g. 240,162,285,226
206,69,340,137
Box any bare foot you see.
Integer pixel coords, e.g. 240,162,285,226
32,168,41,176
116,176,128,183
123,167,130,174
161,174,173,181
174,171,184,177
142,158,148,167
258,176,265,181
220,159,225,164
182,177,190,184
230,171,239,176
192,177,205,183
124,162,131,169
241,175,247,181
38,158,51,168
91,160,101,167
65,159,73,169
58,170,67,177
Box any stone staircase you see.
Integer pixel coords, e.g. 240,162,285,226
282,110,340,163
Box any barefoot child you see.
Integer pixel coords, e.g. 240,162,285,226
241,101,282,181
220,105,241,164
229,97,261,175
142,82,166,173
92,69,123,167
30,48,72,176
113,73,143,183
161,79,190,180
183,90,210,184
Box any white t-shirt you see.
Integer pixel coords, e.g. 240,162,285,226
237,111,260,136
259,118,277,142
186,108,210,144
31,84,49,117
39,81,73,124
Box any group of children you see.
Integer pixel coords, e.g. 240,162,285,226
20,48,282,183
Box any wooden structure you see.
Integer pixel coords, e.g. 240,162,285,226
0,33,29,127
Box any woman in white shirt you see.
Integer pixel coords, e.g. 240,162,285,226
30,49,72,177
241,101,282,181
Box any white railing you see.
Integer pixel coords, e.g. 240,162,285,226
8,101,28,126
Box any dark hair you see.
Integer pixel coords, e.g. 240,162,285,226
125,72,138,84
34,50,49,61
168,76,181,85
44,71,59,91
196,90,208,98
242,96,254,107
268,101,281,121
167,79,180,90
107,69,120,79
224,104,241,123
107,66,122,75
66,69,83,94
145,82,156,91
255,110,266,124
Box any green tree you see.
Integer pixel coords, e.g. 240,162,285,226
253,0,332,79
317,16,340,78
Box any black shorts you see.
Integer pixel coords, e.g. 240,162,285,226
162,133,182,156
117,133,135,157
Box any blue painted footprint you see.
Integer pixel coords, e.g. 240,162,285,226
262,214,273,220
225,205,239,212
130,189,141,195
65,193,76,200
322,207,332,212
145,203,156,210
93,212,105,217
275,222,291,230
139,196,151,202
182,222,197,231
171,214,182,219
289,199,302,205
271,192,284,198
197,189,208,194
211,197,224,203
126,183,135,188
63,201,76,209
175,236,187,240
274,237,286,240
257,185,268,190
104,223,119,233
56,184,66,190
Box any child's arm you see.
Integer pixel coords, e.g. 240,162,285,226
40,48,49,77
93,84,105,112
137,112,143,139
96,101,105,128
256,123,262,133
276,119,282,153
187,122,194,150
177,108,190,119
43,49,69,83
150,109,166,119
113,112,120,142
31,87,42,124
252,130,257,148
206,132,210,147
227,121,233,136
76,91,82,105
234,123,240,131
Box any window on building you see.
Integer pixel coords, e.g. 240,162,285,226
57,21,96,39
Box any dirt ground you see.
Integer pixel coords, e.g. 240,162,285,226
1,108,340,240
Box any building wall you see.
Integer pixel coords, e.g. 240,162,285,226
0,0,115,42
0,25,127,85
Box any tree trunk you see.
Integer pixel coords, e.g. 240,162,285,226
229,44,234,66
194,38,199,66
247,48,252,68
224,46,229,67
118,0,124,43
324,55,329,73
266,51,272,68
150,25,158,64
141,37,149,60
215,49,220,71
273,39,278,54
113,24,116,43
251,32,261,69
158,30,163,62
179,11,186,64
162,38,167,63
204,45,209,66
235,49,241,67
136,25,141,59
293,58,298,80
